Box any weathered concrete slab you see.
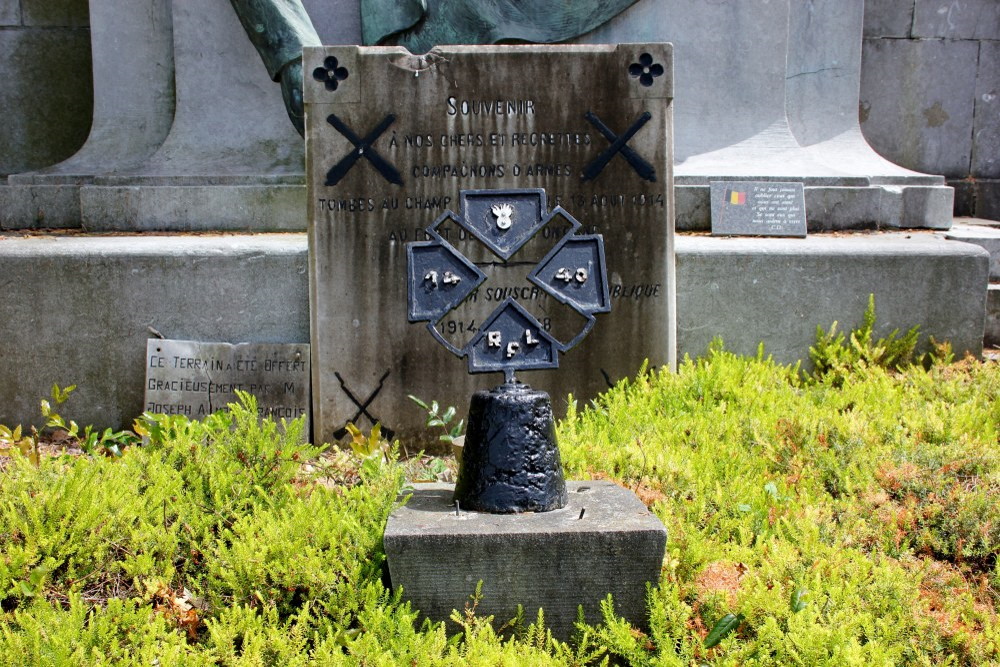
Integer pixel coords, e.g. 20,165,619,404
20,0,87,27
84,0,303,231
306,44,675,446
860,38,978,179
0,0,19,25
0,185,80,230
944,222,1000,280
974,40,1000,179
5,0,175,230
802,184,953,232
863,0,915,37
912,0,1000,39
0,29,92,177
676,233,988,364
0,232,987,433
80,185,306,231
384,481,666,639
0,234,309,432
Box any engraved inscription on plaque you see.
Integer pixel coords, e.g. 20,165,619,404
710,181,807,237
144,340,310,430
306,44,675,444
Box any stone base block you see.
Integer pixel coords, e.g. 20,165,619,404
890,185,954,230
384,481,667,639
0,233,309,431
945,220,1000,280
676,233,989,365
986,285,1000,349
0,231,988,433
0,184,82,229
80,185,306,231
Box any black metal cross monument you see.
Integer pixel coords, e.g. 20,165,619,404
407,188,610,512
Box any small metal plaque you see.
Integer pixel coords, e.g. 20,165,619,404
144,339,310,429
710,181,807,237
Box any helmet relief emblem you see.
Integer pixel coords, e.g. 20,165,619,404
492,203,514,230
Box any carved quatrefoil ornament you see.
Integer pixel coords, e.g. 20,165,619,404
407,188,610,382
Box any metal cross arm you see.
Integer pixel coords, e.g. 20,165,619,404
325,113,404,186
582,111,656,183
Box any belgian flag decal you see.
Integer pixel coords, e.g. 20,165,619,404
726,189,747,205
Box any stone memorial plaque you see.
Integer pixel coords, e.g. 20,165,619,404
710,181,807,237
145,340,310,429
306,44,674,445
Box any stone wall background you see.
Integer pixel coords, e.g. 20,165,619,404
0,0,93,176
862,0,1000,220
1,0,997,223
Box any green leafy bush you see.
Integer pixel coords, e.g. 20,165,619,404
559,343,1000,665
809,294,921,385
2,350,999,665
408,395,465,446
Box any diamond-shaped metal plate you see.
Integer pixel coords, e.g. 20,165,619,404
459,189,548,260
407,241,486,322
529,235,611,315
467,299,560,376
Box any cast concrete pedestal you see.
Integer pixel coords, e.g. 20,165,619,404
384,481,667,639
80,0,305,232
1,0,175,230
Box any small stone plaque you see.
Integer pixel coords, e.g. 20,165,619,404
710,181,807,237
306,44,675,445
144,339,310,428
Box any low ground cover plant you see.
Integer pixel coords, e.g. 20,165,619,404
558,342,999,664
1,328,998,663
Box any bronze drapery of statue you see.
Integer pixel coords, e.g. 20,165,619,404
229,0,640,136
228,0,321,136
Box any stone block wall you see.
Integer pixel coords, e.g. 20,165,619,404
2,0,992,218
0,0,92,177
862,0,1000,220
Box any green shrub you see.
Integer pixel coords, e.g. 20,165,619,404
809,294,921,385
0,593,197,666
0,446,184,610
2,351,999,664
207,470,401,623
559,343,1000,665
